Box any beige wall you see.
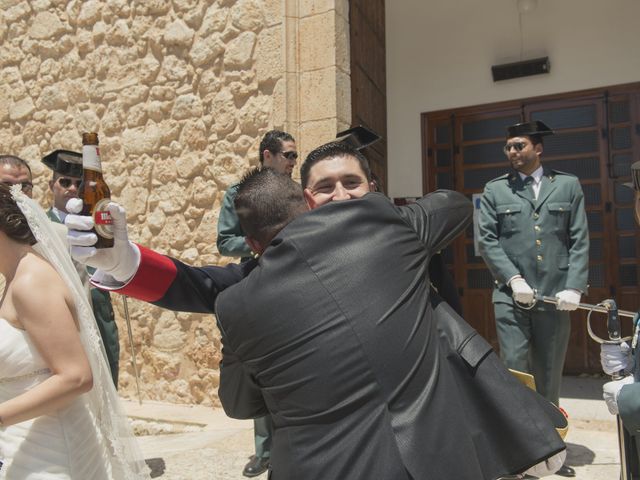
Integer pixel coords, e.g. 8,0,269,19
386,0,640,198
0,0,350,405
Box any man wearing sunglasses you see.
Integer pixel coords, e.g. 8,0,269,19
478,121,589,478
42,150,120,388
216,129,297,478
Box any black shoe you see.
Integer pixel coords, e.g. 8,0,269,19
556,464,576,477
243,456,270,477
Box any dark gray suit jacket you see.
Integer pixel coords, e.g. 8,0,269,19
216,191,565,480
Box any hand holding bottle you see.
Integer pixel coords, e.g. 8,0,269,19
65,199,140,282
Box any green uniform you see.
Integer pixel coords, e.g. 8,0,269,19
47,209,120,386
478,168,589,405
217,186,272,461
618,333,640,478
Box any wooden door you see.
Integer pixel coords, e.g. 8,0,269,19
422,84,640,373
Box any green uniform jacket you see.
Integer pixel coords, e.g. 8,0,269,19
478,168,589,309
617,331,640,477
46,209,120,385
217,184,253,260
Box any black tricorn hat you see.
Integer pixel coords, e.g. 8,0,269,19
336,125,381,151
622,161,640,191
506,120,554,139
42,150,83,177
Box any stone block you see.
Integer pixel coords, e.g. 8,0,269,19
200,6,228,36
224,31,256,69
299,118,338,155
300,11,336,71
9,96,35,121
263,0,283,27
255,26,283,86
230,0,264,32
36,84,68,110
77,0,101,27
164,19,195,47
176,151,207,178
299,0,336,18
179,119,208,151
4,1,31,23
28,11,64,39
300,67,337,121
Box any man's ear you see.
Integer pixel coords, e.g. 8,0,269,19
303,188,318,209
262,149,274,166
48,178,55,192
534,143,544,156
246,237,264,256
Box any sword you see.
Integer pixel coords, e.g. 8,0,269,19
527,295,635,344
534,295,633,479
122,295,143,405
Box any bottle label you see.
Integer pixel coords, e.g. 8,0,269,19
93,198,114,239
82,145,102,172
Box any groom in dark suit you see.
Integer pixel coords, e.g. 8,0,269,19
215,145,566,480
67,143,566,479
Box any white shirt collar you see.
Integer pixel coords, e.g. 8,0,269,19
51,207,67,222
518,165,543,184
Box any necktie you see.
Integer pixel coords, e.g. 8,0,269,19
524,176,538,200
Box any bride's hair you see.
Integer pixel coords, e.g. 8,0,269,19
0,183,37,245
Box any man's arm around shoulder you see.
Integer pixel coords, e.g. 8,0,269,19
398,190,473,253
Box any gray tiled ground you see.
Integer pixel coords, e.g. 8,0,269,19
125,375,621,480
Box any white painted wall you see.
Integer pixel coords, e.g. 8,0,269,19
385,0,640,197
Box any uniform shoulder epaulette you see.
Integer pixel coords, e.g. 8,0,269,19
487,173,511,183
549,169,576,177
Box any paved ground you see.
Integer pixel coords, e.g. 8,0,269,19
123,374,621,480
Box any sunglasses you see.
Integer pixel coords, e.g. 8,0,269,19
57,177,82,188
280,151,298,161
502,142,528,154
2,180,33,193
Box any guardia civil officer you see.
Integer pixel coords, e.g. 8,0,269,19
478,121,590,477
42,150,120,386
600,161,640,478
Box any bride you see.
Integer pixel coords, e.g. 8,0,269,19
0,184,148,479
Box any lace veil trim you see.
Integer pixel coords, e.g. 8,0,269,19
11,185,149,479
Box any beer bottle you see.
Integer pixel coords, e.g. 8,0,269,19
79,132,114,248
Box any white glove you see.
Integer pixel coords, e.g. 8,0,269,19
524,449,566,477
65,199,140,282
509,276,535,305
601,342,632,376
603,376,634,415
555,289,581,311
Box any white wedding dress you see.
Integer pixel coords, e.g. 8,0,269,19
0,319,112,479
0,187,148,479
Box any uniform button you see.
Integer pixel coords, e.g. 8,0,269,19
536,239,542,246
537,255,543,261
506,209,511,213
534,225,541,231
533,213,539,219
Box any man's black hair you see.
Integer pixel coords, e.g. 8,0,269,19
300,141,371,188
234,168,307,247
259,130,296,164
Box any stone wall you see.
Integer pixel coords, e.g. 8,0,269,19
0,0,351,405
